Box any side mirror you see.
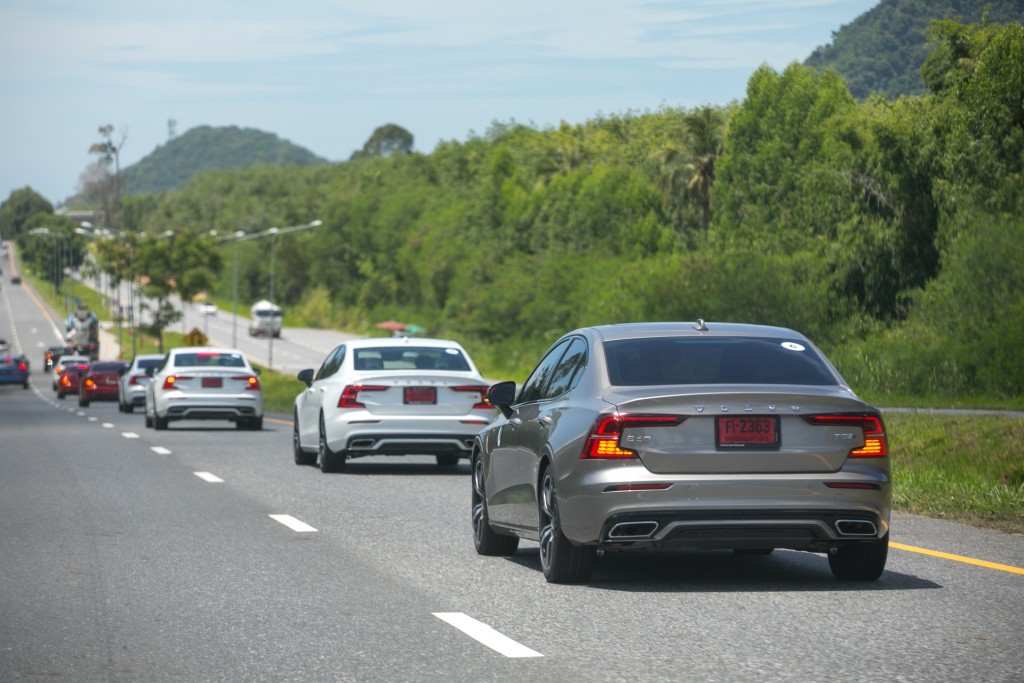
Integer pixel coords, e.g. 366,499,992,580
297,368,314,387
485,381,517,418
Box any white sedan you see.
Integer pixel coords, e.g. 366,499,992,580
144,347,263,430
293,337,494,472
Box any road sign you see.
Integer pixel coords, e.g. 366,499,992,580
184,327,208,346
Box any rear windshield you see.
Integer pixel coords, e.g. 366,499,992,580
174,352,246,368
91,362,124,373
137,358,163,370
255,310,280,318
605,337,838,386
353,347,471,372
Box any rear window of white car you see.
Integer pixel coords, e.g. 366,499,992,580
173,352,247,368
353,347,471,372
605,337,838,386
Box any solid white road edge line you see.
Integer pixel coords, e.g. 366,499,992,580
269,514,317,533
432,612,543,658
194,472,224,483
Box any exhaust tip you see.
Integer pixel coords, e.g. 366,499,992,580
349,439,376,449
608,521,659,539
835,519,877,536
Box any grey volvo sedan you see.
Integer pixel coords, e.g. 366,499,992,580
472,321,891,584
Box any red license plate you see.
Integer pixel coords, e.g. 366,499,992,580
716,416,779,449
202,377,222,388
404,387,436,405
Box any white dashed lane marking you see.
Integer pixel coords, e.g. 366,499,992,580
122,432,140,439
433,613,543,658
151,446,172,455
194,472,224,483
269,514,317,533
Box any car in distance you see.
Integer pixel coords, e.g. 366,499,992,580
144,347,263,430
79,360,129,407
198,302,218,316
0,354,30,389
293,337,494,472
56,357,91,399
118,353,165,413
472,321,891,584
52,354,89,391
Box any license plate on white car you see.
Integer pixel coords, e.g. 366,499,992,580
202,377,222,388
404,387,436,404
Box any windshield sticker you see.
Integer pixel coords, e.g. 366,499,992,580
781,342,806,351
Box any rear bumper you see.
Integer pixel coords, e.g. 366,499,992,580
157,394,263,422
326,413,491,458
556,462,891,550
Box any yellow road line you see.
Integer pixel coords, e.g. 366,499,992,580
891,541,1024,575
266,416,292,426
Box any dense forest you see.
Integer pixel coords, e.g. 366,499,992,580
3,18,1021,401
805,0,1024,98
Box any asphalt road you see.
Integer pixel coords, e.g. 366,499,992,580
3,272,1024,683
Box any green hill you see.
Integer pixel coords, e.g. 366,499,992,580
123,125,329,195
805,0,1024,99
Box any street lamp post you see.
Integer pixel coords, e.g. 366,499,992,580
219,219,322,369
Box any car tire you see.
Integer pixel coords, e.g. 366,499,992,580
472,456,520,556
79,398,89,408
249,417,263,431
154,414,168,430
57,391,65,400
317,415,346,473
124,403,134,414
436,454,460,467
538,467,595,584
293,413,316,466
828,533,889,581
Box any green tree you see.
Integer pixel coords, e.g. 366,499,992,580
0,187,53,241
351,123,415,159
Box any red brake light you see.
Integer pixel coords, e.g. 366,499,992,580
84,378,96,389
18,361,27,371
162,375,192,390
129,374,143,385
581,414,684,459
232,375,261,391
453,385,493,410
804,414,888,457
338,384,387,408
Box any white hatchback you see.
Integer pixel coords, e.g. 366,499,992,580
293,337,494,472
144,347,263,430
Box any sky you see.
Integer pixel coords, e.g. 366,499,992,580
0,0,878,205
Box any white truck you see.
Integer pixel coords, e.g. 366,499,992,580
248,300,282,338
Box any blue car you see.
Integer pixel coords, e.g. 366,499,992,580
0,354,30,389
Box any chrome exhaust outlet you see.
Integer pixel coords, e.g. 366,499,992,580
608,521,659,539
350,439,376,449
835,519,877,536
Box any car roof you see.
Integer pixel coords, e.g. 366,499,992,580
581,321,809,343
344,337,466,350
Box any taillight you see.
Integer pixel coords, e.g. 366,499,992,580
338,385,387,408
232,375,261,391
18,361,27,371
162,375,192,390
804,414,888,457
453,385,492,410
129,374,143,385
581,414,684,459
60,375,70,387
84,378,96,389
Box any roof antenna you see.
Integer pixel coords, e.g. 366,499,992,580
694,319,709,332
